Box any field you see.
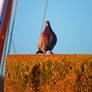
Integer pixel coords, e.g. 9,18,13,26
4,54,92,92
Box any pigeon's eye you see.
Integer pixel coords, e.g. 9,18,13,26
46,21,49,24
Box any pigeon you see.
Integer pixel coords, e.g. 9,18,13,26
36,21,57,54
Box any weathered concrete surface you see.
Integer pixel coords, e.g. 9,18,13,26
4,54,92,92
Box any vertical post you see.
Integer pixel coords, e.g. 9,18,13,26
0,0,13,92
7,0,18,55
0,0,13,64
41,0,48,33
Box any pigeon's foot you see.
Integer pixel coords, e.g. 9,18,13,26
50,51,54,54
36,50,44,54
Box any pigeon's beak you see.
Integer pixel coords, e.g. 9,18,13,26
45,23,48,27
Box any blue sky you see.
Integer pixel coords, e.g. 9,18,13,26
10,0,92,54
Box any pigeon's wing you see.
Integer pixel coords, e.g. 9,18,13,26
48,31,57,50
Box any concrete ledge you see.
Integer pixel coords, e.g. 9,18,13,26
4,54,92,92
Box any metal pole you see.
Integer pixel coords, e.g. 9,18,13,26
41,0,48,33
7,0,18,55
0,0,17,91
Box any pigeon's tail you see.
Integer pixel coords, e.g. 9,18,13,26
36,50,44,54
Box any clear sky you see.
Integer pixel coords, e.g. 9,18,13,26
10,0,92,54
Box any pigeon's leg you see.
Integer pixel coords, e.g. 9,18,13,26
44,53,46,54
42,47,46,54
49,51,54,54
43,51,46,54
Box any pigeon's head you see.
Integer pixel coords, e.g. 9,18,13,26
45,21,50,27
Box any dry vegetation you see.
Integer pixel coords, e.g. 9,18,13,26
4,54,92,92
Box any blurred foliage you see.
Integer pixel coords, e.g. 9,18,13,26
74,58,92,92
6,58,73,91
5,55,92,92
